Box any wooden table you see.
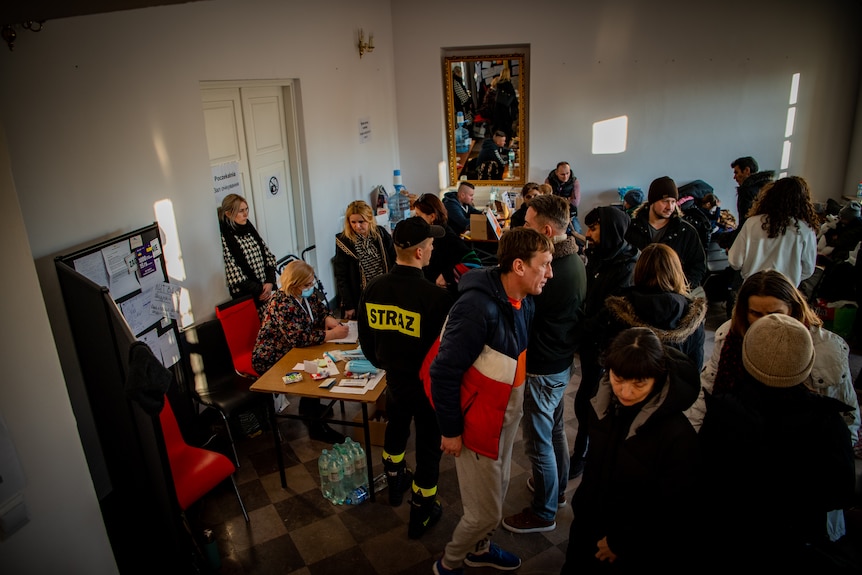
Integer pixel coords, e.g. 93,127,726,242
250,341,387,500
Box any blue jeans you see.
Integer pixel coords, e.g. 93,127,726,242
523,368,570,521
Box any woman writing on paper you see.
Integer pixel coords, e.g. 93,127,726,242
253,260,349,443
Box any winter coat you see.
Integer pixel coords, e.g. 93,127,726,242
736,170,775,227
527,236,586,374
443,191,482,236
699,379,856,568
333,227,395,314
426,267,533,459
582,207,638,325
602,288,707,371
219,218,277,304
422,224,481,297
687,319,860,442
562,347,701,573
545,168,579,216
358,265,453,386
626,204,708,288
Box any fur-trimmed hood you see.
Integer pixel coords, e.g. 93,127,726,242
605,289,707,345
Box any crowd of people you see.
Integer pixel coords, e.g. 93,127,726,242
216,153,860,573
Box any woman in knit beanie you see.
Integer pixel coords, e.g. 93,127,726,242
699,312,855,570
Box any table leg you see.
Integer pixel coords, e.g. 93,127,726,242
268,395,286,488
361,403,376,502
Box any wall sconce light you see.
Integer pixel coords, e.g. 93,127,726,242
358,28,374,59
2,20,45,51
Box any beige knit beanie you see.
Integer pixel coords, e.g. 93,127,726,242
742,314,814,388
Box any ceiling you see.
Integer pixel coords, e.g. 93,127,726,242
1,0,210,28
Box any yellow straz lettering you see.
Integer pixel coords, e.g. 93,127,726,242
365,304,421,337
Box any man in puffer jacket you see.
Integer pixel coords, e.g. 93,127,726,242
425,228,553,575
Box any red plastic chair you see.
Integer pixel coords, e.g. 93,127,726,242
215,296,261,379
159,397,249,523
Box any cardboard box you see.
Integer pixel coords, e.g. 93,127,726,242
470,211,503,240
350,411,387,447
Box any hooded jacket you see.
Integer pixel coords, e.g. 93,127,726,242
583,207,639,321
443,190,482,236
603,288,707,370
564,347,700,571
626,203,708,288
425,267,533,459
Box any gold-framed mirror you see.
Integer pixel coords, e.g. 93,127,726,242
443,51,528,188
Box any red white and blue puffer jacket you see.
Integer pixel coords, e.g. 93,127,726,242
422,267,532,460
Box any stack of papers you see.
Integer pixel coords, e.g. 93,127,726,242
330,321,359,343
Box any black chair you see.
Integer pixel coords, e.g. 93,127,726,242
179,319,269,466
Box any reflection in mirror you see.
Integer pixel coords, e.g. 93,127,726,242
443,52,528,188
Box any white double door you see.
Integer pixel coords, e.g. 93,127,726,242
202,82,308,262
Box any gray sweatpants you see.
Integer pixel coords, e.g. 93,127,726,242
443,385,524,567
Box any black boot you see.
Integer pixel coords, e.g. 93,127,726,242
383,459,411,507
408,491,442,539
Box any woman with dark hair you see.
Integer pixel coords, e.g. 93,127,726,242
728,176,818,286
686,268,859,541
218,193,278,320
334,200,395,319
699,314,855,569
601,243,707,370
561,328,700,573
253,260,349,443
508,182,541,229
412,193,481,295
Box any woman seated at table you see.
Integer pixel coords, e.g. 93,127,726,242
412,193,481,296
334,200,396,320
252,260,349,443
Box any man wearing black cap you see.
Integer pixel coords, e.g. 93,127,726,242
357,216,454,539
626,176,707,289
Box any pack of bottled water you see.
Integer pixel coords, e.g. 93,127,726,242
317,437,371,505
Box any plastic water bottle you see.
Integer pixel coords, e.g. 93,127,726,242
328,451,345,505
455,111,470,153
336,443,356,493
345,485,370,505
507,149,516,179
352,440,368,490
857,180,862,199
390,170,410,226
318,449,332,501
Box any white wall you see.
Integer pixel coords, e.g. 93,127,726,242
0,126,117,573
0,0,399,569
0,0,400,320
393,0,862,215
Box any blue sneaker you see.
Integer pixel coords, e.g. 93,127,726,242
432,558,463,575
464,543,521,571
